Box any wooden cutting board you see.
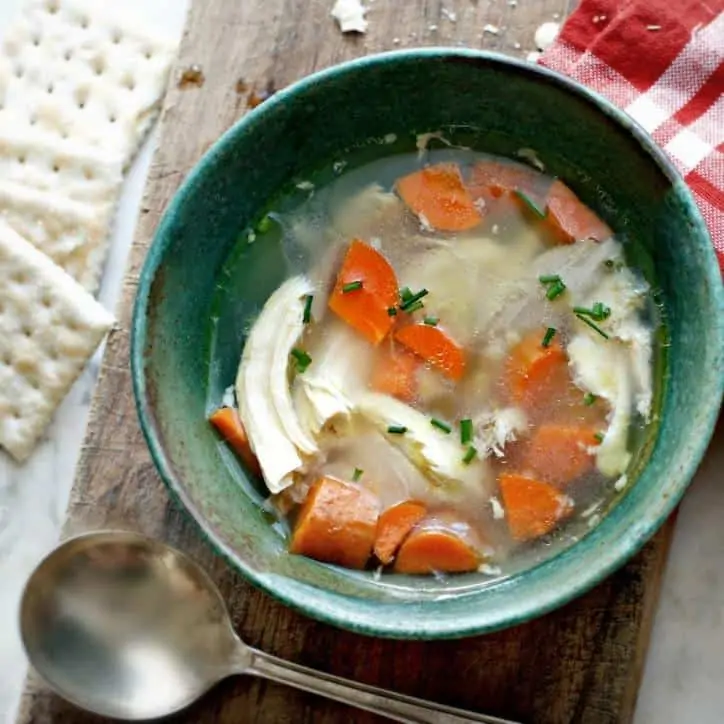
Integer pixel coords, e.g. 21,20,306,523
18,1,676,722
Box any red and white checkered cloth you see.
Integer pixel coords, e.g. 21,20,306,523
539,0,724,272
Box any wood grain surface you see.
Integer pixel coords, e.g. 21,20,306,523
18,1,676,722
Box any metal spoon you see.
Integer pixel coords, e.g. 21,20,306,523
20,531,518,723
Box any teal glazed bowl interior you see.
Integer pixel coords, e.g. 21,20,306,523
132,49,724,639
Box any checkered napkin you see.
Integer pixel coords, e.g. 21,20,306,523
539,0,724,272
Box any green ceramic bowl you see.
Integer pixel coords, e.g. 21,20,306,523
132,49,724,639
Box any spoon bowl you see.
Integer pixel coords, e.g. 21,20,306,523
20,531,516,723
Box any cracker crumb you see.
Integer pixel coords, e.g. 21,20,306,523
489,496,505,520
614,474,628,491
441,8,457,22
331,0,368,33
534,21,560,50
647,24,662,31
483,24,500,35
478,563,503,576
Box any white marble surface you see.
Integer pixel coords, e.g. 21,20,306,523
0,2,722,723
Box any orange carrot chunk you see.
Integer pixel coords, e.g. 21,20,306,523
522,424,600,486
374,500,427,565
328,239,399,345
369,343,420,402
546,180,613,244
394,527,480,574
499,473,573,542
395,324,466,381
396,163,482,232
504,329,568,406
468,160,548,206
208,407,261,476
290,477,380,569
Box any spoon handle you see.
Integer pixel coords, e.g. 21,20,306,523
244,647,519,724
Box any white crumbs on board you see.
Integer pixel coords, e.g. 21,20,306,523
331,0,368,34
534,21,561,51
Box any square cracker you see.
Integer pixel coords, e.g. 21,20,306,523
0,219,114,461
0,0,176,291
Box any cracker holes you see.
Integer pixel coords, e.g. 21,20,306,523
64,49,72,61
52,161,60,173
46,0,59,13
17,154,26,165
14,64,23,79
40,294,52,309
47,83,54,94
79,16,89,29
111,29,122,45
92,57,105,76
0,350,11,367
83,167,94,180
109,113,117,124
11,271,26,284
29,114,37,126
122,74,135,91
76,88,89,109
21,325,32,339
32,35,41,47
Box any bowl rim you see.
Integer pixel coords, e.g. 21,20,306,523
131,47,724,639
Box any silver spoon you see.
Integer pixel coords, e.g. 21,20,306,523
20,531,519,723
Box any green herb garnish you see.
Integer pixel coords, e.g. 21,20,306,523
302,294,313,324
594,432,604,443
387,425,408,435
256,215,273,233
514,189,547,218
538,274,561,284
541,327,556,348
387,306,398,317
399,287,413,303
573,303,611,322
423,315,439,326
431,418,452,434
539,274,567,301
400,288,429,311
403,300,425,314
352,467,363,482
460,418,473,445
462,445,478,465
342,280,363,293
575,313,609,339
584,393,597,406
546,280,567,301
290,348,312,373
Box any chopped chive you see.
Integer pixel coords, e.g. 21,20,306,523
546,280,566,301
460,418,473,445
352,467,363,482
514,189,547,218
541,327,556,348
431,418,452,434
399,286,413,303
290,348,312,373
387,425,408,435
423,315,439,326
575,313,609,339
462,445,478,465
400,288,429,311
342,280,363,293
387,306,398,317
538,274,562,285
583,392,597,406
302,294,313,324
403,300,425,314
594,432,604,443
592,302,611,320
256,215,273,233
574,303,611,322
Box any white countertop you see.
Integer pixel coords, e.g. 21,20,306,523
0,2,721,722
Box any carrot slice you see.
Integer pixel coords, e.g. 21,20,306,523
374,500,427,565
499,473,573,542
394,527,480,574
468,160,548,207
522,424,600,486
395,324,466,381
396,163,482,232
208,407,261,476
328,239,399,345
504,329,568,405
369,343,419,402
546,180,612,244
290,477,380,569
